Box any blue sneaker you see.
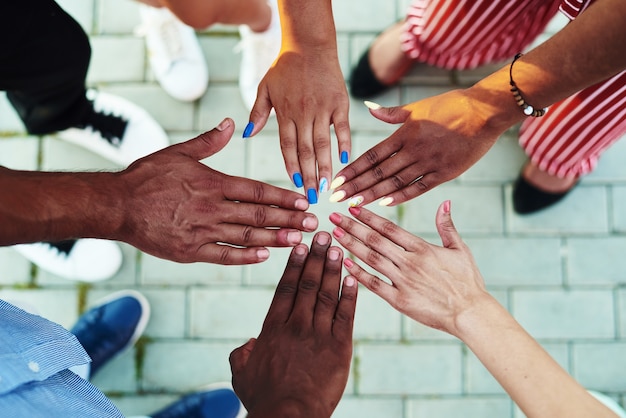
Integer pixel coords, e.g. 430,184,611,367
150,383,246,418
70,290,150,378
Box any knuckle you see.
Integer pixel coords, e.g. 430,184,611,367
241,226,254,243
298,146,315,160
218,246,232,264
253,183,265,202
275,282,298,297
372,166,385,181
381,220,399,236
365,249,383,266
254,207,268,226
316,290,338,308
299,277,319,292
365,149,380,165
391,175,405,190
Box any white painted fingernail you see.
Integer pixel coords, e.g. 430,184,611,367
364,100,382,110
329,190,346,203
330,176,345,190
379,197,394,207
348,196,364,207
319,177,329,193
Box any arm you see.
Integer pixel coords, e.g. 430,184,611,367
246,0,351,204
0,118,319,265
329,204,617,417
330,0,626,206
229,232,357,417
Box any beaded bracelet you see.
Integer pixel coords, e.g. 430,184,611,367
509,53,548,117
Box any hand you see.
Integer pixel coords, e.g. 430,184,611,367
245,49,351,204
329,202,487,336
229,232,357,417
116,118,319,265
329,90,505,207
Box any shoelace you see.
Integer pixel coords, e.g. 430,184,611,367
45,240,77,256
136,12,186,67
76,100,128,146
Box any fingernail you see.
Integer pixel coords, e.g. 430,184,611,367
329,190,346,203
364,100,382,110
307,188,318,204
256,248,270,260
330,176,345,190
340,151,349,164
379,197,394,207
292,172,304,188
344,258,354,268
216,118,231,131
348,196,364,207
295,245,307,255
329,212,342,224
316,233,330,245
294,198,308,211
302,216,317,230
443,200,451,214
344,276,356,287
287,231,302,244
333,227,345,238
319,177,329,193
242,122,254,138
328,248,340,261
348,206,361,216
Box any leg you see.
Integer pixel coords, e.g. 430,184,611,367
350,0,560,98
0,0,91,134
514,71,626,213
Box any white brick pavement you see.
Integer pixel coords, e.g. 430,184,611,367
1,1,626,417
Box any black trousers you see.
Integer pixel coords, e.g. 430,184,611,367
0,0,91,134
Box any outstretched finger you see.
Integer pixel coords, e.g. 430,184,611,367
342,257,396,304
332,275,358,341
314,245,344,332
435,200,464,250
261,244,309,331
222,177,310,211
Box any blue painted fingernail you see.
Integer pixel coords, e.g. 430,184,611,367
242,122,254,138
292,172,303,188
307,188,318,204
319,177,329,193
340,151,349,164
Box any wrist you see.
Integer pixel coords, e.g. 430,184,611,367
248,398,330,418
452,293,512,343
278,0,337,52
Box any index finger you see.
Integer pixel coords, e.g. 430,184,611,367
260,244,309,332
223,176,309,211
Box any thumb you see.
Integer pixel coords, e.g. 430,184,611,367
364,101,411,125
435,200,463,249
229,337,257,376
175,118,235,160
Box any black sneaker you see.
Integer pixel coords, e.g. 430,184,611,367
57,89,169,166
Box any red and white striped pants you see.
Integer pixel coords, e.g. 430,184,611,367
401,0,626,178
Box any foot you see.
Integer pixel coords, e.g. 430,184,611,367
350,21,414,99
136,5,209,102
521,162,578,193
512,162,579,215
70,290,150,379
237,0,281,111
150,383,245,418
12,239,122,282
57,89,169,166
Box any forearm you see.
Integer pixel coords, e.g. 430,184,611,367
0,166,124,246
455,295,616,418
468,0,626,133
278,0,337,51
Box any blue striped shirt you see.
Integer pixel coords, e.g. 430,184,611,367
0,299,124,417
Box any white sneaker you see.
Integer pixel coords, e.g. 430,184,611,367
13,239,123,282
57,89,169,166
236,0,281,111
136,5,209,102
